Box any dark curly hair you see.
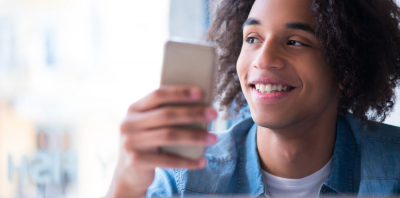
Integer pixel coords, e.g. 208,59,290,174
207,0,400,122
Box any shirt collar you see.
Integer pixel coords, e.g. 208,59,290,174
240,115,358,196
323,115,358,194
240,121,266,196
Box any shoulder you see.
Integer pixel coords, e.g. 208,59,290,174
174,117,255,195
147,117,255,196
344,114,400,178
360,122,400,149
345,113,400,148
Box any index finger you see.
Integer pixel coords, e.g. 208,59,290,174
129,85,203,112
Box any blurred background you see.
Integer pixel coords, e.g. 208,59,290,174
0,0,399,197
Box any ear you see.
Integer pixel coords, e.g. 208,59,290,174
338,82,344,90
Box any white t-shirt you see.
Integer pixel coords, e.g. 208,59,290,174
261,158,332,198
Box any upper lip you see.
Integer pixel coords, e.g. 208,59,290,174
250,78,296,88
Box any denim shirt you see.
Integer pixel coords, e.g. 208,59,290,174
147,114,400,197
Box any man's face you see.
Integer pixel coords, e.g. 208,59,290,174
237,0,340,129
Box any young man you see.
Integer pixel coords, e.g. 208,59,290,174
107,0,400,197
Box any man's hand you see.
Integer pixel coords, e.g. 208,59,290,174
107,86,218,198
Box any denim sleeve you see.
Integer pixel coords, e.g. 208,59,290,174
146,168,179,197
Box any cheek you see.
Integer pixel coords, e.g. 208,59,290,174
236,52,250,88
297,56,337,101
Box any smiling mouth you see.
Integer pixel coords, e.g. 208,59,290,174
251,83,295,94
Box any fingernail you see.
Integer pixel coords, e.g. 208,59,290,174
204,107,217,120
190,88,202,100
206,134,217,145
198,158,207,167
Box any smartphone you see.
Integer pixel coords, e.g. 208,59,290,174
159,39,216,160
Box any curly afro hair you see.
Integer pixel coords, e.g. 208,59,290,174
207,0,400,122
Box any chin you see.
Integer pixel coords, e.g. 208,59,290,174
249,108,293,130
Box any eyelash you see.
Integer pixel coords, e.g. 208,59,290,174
245,36,309,47
245,37,261,44
286,40,309,47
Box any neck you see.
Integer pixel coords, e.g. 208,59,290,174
256,109,337,179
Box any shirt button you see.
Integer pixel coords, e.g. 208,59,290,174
322,187,327,194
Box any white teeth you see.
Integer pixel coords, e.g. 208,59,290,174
255,83,290,94
277,85,283,92
265,84,272,93
259,84,265,93
271,84,277,91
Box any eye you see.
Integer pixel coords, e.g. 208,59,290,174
287,40,309,46
246,37,261,44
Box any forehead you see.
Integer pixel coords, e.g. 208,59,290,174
248,0,314,27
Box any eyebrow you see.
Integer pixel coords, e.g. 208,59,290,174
285,22,315,35
242,18,315,35
242,18,260,29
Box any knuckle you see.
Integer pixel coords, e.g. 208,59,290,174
120,120,130,133
122,135,137,151
186,107,203,119
190,130,206,141
162,128,178,142
189,131,207,144
130,152,141,164
175,87,190,98
197,106,207,118
162,108,178,120
128,102,139,112
153,89,167,98
185,108,196,118
123,139,131,151
120,115,138,133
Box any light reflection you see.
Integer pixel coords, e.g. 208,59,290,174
0,0,170,197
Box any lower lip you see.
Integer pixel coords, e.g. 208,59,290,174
251,87,294,102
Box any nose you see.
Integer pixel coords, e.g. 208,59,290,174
252,38,286,70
